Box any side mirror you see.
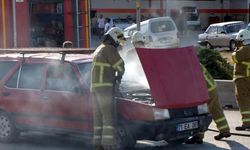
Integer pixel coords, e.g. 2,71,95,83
220,31,226,34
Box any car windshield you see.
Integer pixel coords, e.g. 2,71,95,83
150,20,175,33
187,14,199,21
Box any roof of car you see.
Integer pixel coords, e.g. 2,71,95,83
124,16,173,31
209,21,244,27
0,48,94,63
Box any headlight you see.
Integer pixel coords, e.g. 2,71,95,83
197,103,209,115
153,108,170,120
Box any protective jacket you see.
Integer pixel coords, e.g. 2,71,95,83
232,46,250,126
91,42,125,90
91,41,125,147
232,45,250,80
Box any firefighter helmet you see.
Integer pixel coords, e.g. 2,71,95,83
131,31,146,44
62,41,73,48
104,27,126,45
236,29,250,45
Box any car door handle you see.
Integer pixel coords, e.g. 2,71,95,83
2,92,10,97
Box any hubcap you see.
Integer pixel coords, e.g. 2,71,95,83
0,116,11,138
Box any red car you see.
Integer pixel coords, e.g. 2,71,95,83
0,47,211,149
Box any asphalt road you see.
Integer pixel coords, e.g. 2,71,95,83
0,110,249,150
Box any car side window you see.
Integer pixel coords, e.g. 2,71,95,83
217,27,225,34
5,63,43,89
46,63,81,93
0,61,16,80
206,27,217,34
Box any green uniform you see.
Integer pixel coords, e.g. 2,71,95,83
91,42,125,146
197,65,230,139
232,45,250,126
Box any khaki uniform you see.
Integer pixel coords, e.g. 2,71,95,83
197,65,230,139
91,42,125,146
232,46,250,126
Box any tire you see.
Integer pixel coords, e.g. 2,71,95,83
0,112,19,142
229,40,236,51
115,125,136,150
205,42,213,49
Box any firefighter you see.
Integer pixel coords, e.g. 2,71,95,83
232,29,250,131
62,41,73,48
131,31,146,48
186,64,231,144
91,27,125,150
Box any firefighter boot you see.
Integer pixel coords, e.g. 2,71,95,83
214,131,231,140
235,125,250,131
185,136,203,144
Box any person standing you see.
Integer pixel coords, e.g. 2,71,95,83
232,29,250,131
97,14,105,39
104,18,111,33
91,27,126,150
186,64,231,144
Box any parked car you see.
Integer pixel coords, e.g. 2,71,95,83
198,21,247,51
181,6,201,29
0,48,211,149
123,16,180,49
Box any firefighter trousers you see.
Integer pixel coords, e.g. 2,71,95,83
197,88,230,139
92,87,116,146
235,77,250,126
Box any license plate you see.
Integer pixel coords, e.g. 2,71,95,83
176,121,198,132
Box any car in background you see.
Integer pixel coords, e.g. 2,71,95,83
124,16,180,49
181,6,201,29
198,21,247,51
110,17,133,30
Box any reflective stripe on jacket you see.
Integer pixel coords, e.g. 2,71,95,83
91,43,125,90
232,46,250,80
201,64,216,92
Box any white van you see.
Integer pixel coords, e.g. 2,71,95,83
124,16,180,48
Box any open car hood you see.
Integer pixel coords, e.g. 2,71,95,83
136,46,209,109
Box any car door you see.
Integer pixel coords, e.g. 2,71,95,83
215,26,229,47
2,62,47,127
42,62,92,133
205,26,218,46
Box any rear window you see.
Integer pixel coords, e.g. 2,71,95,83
0,61,16,80
150,20,175,33
225,23,247,33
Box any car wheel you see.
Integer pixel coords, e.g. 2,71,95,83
205,42,213,49
229,40,236,51
0,112,19,142
115,125,136,150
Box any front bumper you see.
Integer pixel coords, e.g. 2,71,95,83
124,114,212,142
197,41,207,46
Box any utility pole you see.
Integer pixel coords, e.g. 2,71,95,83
136,0,141,31
12,0,17,47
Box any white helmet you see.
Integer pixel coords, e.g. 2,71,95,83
236,29,250,45
131,31,146,44
104,27,126,45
